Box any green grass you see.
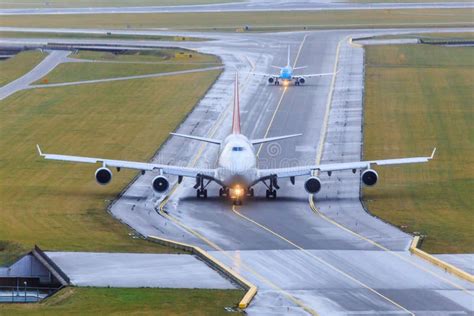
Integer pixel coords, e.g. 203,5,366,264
0,287,244,315
72,49,219,64
37,62,207,84
0,31,205,41
0,241,30,266
35,50,219,84
0,9,472,30
0,55,221,264
0,50,46,86
0,0,239,9
363,44,474,254
367,32,474,41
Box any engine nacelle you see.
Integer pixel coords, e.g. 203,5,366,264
362,169,378,186
95,167,112,185
152,176,170,193
268,77,275,84
304,176,321,194
298,77,305,84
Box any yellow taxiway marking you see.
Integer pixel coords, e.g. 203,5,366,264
232,206,415,316
314,35,345,168
256,85,288,157
293,34,308,68
156,204,318,315
256,34,308,158
309,36,473,294
308,197,473,294
158,52,319,313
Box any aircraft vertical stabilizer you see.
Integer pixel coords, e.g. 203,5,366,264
232,74,241,134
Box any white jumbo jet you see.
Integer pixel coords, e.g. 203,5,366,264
253,46,336,86
37,74,436,205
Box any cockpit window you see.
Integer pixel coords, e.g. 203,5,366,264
232,146,244,152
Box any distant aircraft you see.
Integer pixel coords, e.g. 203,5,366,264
253,46,335,85
37,74,436,205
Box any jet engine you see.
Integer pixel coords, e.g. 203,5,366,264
95,167,112,185
304,176,321,194
268,77,275,84
152,176,170,193
298,77,305,84
361,169,378,186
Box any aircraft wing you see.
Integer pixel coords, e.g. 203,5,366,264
257,148,436,179
36,145,216,178
252,72,275,77
293,71,336,79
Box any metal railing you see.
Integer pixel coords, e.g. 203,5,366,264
0,285,59,303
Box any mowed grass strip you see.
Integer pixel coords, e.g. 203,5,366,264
0,241,29,266
0,50,47,86
0,69,221,263
36,62,208,84
36,50,220,84
0,31,205,42
0,0,238,9
363,44,474,253
372,32,474,41
0,287,244,315
73,49,219,64
0,9,472,30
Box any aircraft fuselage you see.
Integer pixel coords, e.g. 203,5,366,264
216,134,257,188
279,66,293,81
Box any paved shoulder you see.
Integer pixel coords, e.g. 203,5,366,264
46,252,237,289
0,50,69,100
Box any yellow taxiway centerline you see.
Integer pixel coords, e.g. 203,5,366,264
157,49,319,313
235,35,416,315
309,36,473,293
256,34,307,157
156,202,318,315
232,205,416,316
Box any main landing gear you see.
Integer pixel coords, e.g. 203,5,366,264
263,176,279,199
194,175,211,199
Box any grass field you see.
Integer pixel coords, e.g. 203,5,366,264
0,0,238,9
0,50,46,86
73,49,218,64
369,32,474,41
0,50,222,265
0,287,244,315
35,50,219,84
363,44,474,253
0,9,472,30
0,31,204,41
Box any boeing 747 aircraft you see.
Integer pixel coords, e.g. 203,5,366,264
37,75,435,205
253,46,335,85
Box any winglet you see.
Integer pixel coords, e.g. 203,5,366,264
430,147,437,159
36,144,44,157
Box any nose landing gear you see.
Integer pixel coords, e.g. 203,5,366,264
247,188,254,197
219,187,229,197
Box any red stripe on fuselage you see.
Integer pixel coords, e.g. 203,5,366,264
232,74,241,134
